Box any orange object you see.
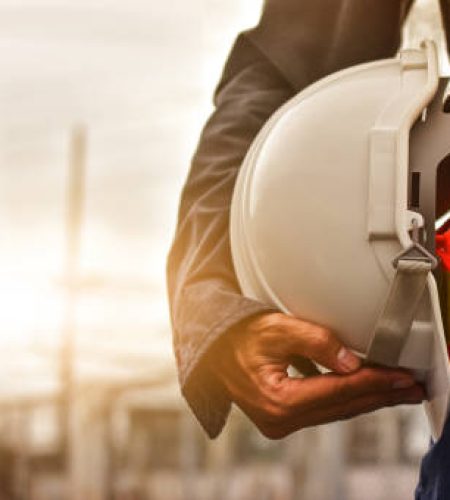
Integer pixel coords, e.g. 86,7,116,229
436,229,450,271
437,229,450,346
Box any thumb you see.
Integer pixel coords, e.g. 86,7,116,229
283,316,361,374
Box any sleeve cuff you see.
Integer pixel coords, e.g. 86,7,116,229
177,296,277,438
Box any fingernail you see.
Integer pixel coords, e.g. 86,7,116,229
337,347,360,372
392,376,415,390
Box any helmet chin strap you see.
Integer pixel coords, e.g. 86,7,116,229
367,219,438,366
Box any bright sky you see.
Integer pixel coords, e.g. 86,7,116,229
0,0,262,360
0,0,445,377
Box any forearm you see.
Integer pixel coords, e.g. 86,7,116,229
167,35,294,437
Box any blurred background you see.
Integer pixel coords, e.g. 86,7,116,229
0,0,447,499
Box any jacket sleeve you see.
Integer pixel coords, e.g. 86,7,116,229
166,34,294,438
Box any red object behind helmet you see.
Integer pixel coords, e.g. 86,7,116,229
437,229,450,272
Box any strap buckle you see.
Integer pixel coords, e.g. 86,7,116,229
392,219,438,270
367,219,437,366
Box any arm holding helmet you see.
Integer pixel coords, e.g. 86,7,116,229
167,35,296,437
167,0,425,439
167,34,424,439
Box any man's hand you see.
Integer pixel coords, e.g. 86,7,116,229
209,312,426,439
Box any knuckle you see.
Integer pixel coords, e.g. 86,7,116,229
249,314,285,342
254,389,292,424
310,327,332,353
256,312,284,331
262,400,290,422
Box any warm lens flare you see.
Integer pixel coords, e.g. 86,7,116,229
0,276,63,345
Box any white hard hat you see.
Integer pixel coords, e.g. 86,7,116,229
230,41,450,439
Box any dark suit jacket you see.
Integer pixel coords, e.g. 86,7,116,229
167,0,448,438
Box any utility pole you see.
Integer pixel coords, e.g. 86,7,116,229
61,126,86,500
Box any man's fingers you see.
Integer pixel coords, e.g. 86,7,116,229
280,366,417,412
280,316,361,374
215,312,425,441
303,383,425,427
265,384,425,439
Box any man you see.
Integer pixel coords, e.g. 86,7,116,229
167,0,445,441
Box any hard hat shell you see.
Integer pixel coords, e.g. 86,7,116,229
230,42,450,438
